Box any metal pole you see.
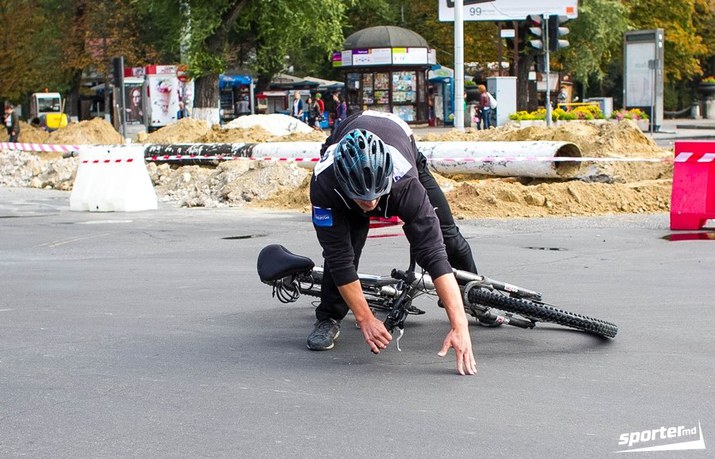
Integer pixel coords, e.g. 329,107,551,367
118,56,127,140
544,15,552,127
454,0,464,130
497,22,503,77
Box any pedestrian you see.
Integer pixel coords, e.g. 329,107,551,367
311,94,324,130
332,92,347,133
291,91,304,121
304,96,313,124
314,93,325,127
176,101,190,120
307,110,478,375
4,103,20,142
477,85,493,130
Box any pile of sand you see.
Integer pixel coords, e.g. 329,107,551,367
139,116,327,144
45,118,124,145
0,121,51,144
139,118,212,144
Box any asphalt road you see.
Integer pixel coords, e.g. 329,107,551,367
1,187,712,458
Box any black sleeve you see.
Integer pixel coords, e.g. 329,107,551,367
312,206,363,286
394,179,453,280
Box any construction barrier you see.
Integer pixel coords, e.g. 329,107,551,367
69,145,157,212
670,141,715,230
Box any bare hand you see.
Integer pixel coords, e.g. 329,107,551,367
438,327,477,375
358,316,392,354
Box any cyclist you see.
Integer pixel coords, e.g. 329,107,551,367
308,110,477,375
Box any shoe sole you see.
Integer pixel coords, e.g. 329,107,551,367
307,330,340,351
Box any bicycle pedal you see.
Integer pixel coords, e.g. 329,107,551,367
407,305,425,315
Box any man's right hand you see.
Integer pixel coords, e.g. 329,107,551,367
358,315,392,354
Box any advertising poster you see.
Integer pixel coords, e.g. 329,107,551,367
124,82,144,125
147,76,179,127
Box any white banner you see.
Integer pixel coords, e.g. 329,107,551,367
438,0,578,22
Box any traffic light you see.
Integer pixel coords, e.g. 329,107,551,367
548,15,570,52
527,15,545,50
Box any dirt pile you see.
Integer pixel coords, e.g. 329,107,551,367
45,118,124,145
417,120,671,183
0,121,51,144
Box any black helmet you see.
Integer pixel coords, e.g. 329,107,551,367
333,129,393,201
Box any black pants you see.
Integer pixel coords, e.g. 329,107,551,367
315,153,478,322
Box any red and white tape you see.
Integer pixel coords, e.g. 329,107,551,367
146,154,673,163
1,141,688,164
81,158,137,164
0,142,83,153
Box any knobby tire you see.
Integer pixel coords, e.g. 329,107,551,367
467,288,618,338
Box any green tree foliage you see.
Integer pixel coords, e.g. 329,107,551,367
0,0,62,102
693,0,715,77
558,0,630,90
137,0,347,110
627,0,708,82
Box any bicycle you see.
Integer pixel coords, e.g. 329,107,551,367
257,244,618,350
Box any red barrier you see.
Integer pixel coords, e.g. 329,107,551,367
670,141,715,230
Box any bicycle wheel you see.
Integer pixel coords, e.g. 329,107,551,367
467,288,618,338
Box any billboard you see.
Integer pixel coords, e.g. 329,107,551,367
439,0,578,22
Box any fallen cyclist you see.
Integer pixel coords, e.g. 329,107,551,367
308,110,478,375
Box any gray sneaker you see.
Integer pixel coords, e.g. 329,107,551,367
307,318,341,351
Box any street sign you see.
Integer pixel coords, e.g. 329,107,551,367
439,0,578,22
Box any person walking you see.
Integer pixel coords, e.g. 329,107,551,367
4,103,20,142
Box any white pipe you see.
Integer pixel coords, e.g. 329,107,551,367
418,141,582,178
156,141,583,179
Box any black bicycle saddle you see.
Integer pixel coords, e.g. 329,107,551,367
257,244,315,283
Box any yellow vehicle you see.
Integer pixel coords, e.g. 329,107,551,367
30,91,68,130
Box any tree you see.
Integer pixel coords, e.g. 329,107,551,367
627,0,708,82
692,0,715,78
135,0,348,123
0,0,62,104
558,0,630,93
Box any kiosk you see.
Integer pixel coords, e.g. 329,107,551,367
333,26,437,124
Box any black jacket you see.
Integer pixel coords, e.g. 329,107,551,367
310,111,451,286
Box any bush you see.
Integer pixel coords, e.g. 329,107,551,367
509,104,602,121
611,108,649,121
